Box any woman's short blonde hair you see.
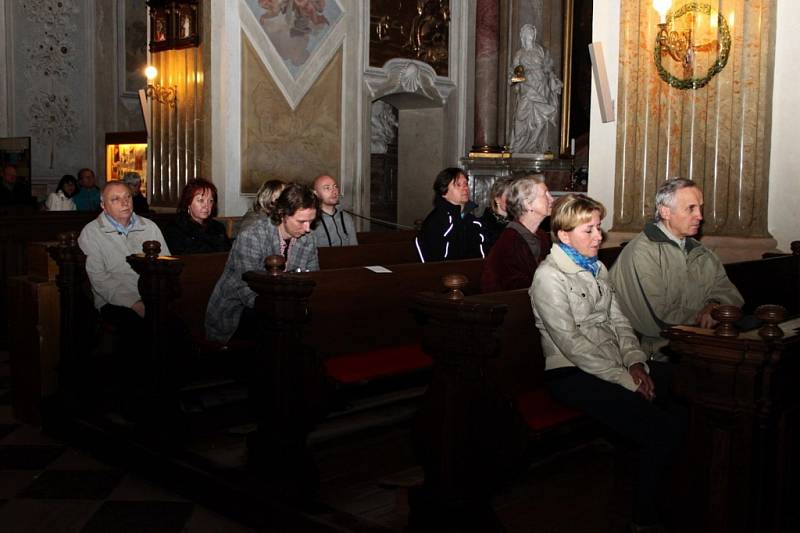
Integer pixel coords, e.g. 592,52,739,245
253,179,286,214
551,194,606,243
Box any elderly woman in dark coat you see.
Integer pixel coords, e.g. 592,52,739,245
164,178,231,254
480,174,553,292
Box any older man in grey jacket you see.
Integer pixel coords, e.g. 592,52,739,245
78,181,170,324
610,178,743,361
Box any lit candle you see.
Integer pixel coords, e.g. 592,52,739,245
570,138,575,156
653,0,672,24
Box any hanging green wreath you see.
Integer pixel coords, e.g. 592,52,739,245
653,2,731,90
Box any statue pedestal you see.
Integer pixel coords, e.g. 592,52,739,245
461,155,584,214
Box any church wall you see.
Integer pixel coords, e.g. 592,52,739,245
0,0,147,191
588,0,798,251
397,107,445,227
210,1,474,224
586,0,620,228
210,0,361,217
767,0,800,252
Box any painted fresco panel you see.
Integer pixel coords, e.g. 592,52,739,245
243,0,343,77
241,38,341,193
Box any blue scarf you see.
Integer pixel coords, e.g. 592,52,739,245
558,243,600,277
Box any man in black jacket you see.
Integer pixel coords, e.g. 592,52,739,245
0,163,35,207
415,167,486,262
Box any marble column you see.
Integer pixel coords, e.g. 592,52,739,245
611,0,777,257
473,0,501,152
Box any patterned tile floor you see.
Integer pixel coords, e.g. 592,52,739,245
0,347,637,532
0,351,257,533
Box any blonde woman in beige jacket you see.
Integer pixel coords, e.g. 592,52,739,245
530,194,685,532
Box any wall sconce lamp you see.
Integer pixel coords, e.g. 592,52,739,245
144,65,177,107
652,1,731,90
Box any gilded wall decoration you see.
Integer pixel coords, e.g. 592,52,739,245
369,0,449,76
241,40,342,193
243,0,343,77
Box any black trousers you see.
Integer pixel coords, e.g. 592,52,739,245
546,362,686,525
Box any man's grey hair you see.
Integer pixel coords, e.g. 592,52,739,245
654,177,698,221
506,174,545,221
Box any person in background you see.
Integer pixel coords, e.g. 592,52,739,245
0,163,36,207
122,171,150,215
481,175,553,292
72,168,101,211
531,194,684,532
206,183,319,344
415,167,486,262
311,174,358,247
163,178,231,255
240,179,285,233
45,174,78,211
479,177,514,252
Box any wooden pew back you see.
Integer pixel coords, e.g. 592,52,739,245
166,239,420,341
303,259,485,358
724,253,800,315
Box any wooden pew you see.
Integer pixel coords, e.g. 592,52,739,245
663,315,800,533
723,249,800,315
404,245,800,531
406,273,610,530
233,257,484,491
355,228,417,245
0,212,179,346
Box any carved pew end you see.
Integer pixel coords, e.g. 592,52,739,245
755,304,786,339
142,240,162,259
264,255,286,275
712,305,742,337
441,273,468,300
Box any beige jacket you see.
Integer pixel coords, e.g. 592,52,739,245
530,244,648,392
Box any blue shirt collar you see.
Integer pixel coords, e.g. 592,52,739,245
103,212,138,236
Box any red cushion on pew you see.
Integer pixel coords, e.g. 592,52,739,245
324,344,433,385
515,388,583,431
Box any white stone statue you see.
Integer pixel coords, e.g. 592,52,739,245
370,100,398,154
509,24,563,155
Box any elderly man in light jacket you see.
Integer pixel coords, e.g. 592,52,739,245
78,181,170,324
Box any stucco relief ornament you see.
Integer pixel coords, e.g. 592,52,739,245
21,0,80,169
21,0,78,79
29,92,78,169
370,101,398,154
399,62,423,93
23,29,76,79
21,0,79,23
